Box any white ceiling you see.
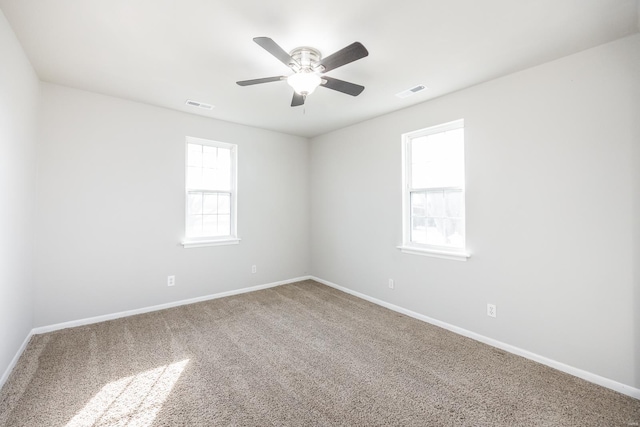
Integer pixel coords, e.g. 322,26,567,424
1,0,638,138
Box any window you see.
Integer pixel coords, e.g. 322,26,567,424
400,119,469,261
183,136,238,248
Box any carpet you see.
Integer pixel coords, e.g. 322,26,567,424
0,280,638,426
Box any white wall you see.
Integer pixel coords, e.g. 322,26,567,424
0,10,39,380
35,83,309,326
310,34,640,389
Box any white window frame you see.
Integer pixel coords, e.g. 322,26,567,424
182,136,239,248
398,119,470,261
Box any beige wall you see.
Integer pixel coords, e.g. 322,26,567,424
34,83,310,326
0,9,39,383
310,34,640,389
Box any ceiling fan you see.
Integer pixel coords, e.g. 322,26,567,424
236,37,369,107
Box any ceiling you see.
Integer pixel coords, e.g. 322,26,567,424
1,0,638,138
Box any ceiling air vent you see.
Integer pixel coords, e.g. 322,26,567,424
395,85,427,99
185,100,214,110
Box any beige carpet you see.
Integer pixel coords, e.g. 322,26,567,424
0,280,638,426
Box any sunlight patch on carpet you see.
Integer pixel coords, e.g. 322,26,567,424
65,359,189,427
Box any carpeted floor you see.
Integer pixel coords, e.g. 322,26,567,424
0,280,638,426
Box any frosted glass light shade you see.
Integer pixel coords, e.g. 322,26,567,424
287,72,321,95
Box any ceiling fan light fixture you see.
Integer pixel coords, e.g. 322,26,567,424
287,71,322,95
237,37,369,107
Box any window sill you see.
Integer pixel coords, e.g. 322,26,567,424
397,245,470,261
182,238,240,248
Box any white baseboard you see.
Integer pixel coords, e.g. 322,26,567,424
9,275,639,401
32,276,311,335
0,330,33,391
311,276,640,400
3,276,311,390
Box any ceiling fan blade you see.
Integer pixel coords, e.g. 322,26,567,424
318,42,368,73
291,92,305,107
253,37,299,69
321,76,365,96
236,76,285,86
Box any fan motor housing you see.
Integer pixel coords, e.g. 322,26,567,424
289,47,323,72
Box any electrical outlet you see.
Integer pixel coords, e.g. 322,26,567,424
251,265,257,274
388,279,394,289
167,275,175,287
487,303,496,318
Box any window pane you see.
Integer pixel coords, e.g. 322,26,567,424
217,215,231,236
218,148,231,170
445,218,464,247
215,169,231,191
217,193,230,214
202,194,217,214
202,146,216,169
410,128,464,188
411,216,427,244
202,214,217,236
411,192,426,216
202,168,216,190
188,193,203,215
187,144,232,192
403,122,465,251
187,167,202,189
187,144,202,168
445,190,463,218
426,218,446,246
186,215,203,237
426,191,445,217
185,138,237,241
411,136,428,161
411,166,429,189
445,128,464,148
